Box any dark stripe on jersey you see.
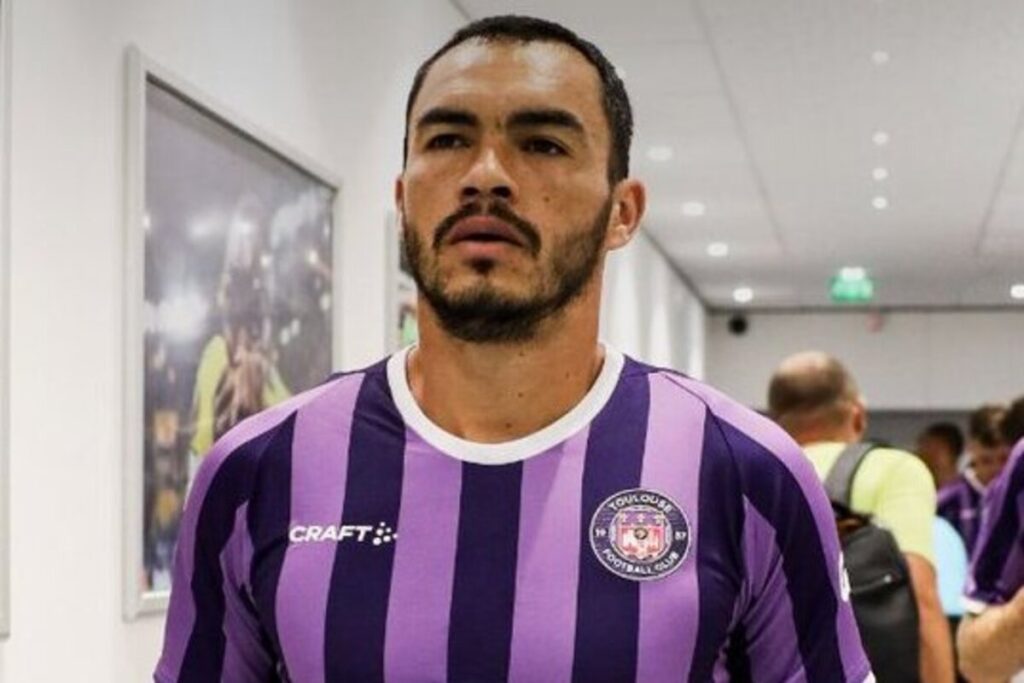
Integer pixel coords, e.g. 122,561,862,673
572,361,649,683
972,457,1024,591
689,414,745,682
246,413,296,672
725,624,753,681
447,462,524,682
718,417,846,678
323,370,406,682
179,426,279,681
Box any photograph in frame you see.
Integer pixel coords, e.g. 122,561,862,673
124,49,340,617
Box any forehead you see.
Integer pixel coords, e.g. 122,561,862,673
413,39,606,128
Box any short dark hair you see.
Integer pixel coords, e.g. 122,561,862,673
919,422,964,458
969,403,1007,448
1001,396,1024,446
403,15,633,185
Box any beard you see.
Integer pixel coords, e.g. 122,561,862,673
402,198,612,344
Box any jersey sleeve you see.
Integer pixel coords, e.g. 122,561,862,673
964,439,1024,613
154,416,284,683
871,452,937,565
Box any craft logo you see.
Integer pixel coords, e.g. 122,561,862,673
289,521,397,546
590,488,690,581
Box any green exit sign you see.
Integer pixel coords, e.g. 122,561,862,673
830,268,875,303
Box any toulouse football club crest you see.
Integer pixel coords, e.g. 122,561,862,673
590,488,690,581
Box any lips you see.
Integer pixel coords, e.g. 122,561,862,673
446,216,526,248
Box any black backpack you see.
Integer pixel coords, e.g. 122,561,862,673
824,443,920,683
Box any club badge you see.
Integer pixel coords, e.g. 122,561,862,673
589,488,690,581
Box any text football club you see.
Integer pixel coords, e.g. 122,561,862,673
589,488,690,581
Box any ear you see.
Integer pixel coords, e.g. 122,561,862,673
604,178,646,251
394,175,405,220
851,399,868,439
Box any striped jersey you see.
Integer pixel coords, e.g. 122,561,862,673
964,438,1024,613
155,346,871,682
938,470,986,556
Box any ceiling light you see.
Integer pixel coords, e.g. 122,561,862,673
831,267,875,303
707,242,729,257
681,201,706,217
872,130,890,146
872,167,889,181
1011,284,1024,300
871,50,890,65
733,286,753,304
872,196,889,210
647,146,674,162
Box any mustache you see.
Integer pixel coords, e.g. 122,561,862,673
432,202,542,255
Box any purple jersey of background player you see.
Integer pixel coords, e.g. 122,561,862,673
155,348,871,683
965,438,1024,611
938,471,986,556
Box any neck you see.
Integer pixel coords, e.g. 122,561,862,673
791,424,861,447
406,283,604,444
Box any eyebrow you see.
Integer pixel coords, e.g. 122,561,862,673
416,107,479,130
507,108,584,133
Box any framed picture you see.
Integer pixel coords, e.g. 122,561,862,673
122,48,342,618
0,0,12,639
385,212,419,351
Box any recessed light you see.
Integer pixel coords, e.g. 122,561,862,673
647,146,674,162
707,242,729,257
872,130,890,146
871,50,890,65
872,196,889,210
733,286,754,304
1011,284,1024,300
682,201,706,217
872,167,889,181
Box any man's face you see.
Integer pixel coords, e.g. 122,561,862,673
398,39,617,343
969,439,1010,486
915,435,956,483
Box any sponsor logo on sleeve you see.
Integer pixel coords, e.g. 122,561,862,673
289,521,397,546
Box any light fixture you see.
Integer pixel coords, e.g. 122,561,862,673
681,201,706,217
707,242,729,257
733,286,754,304
646,146,674,162
1011,284,1024,300
872,130,890,146
871,50,890,65
872,167,889,181
831,267,875,303
872,196,889,210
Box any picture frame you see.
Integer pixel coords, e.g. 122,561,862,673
122,47,343,619
0,0,13,639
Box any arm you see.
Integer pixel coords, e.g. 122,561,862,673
905,553,956,683
956,587,1024,682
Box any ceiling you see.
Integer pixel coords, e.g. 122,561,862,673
455,0,1024,310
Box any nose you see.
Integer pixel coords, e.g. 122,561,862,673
460,145,517,204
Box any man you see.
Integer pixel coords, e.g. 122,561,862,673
156,16,870,682
958,397,1024,682
768,351,955,683
937,405,1008,556
917,421,964,489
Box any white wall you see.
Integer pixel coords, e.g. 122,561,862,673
706,310,1024,410
601,232,707,377
3,1,463,681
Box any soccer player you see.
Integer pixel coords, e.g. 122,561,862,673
916,421,963,489
155,16,871,682
768,351,955,683
958,397,1024,681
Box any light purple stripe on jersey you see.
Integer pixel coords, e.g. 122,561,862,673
221,502,273,682
274,375,365,683
666,375,865,677
635,373,705,683
507,430,590,682
384,431,464,682
738,498,808,681
159,381,339,682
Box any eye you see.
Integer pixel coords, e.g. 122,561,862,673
522,137,567,156
425,133,468,150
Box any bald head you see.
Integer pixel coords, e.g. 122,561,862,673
768,351,864,443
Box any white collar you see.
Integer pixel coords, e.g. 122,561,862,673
386,343,624,465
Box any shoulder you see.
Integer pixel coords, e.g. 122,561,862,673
864,446,934,485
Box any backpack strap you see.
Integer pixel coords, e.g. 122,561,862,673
823,442,876,508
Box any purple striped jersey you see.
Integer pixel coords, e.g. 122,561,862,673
155,347,871,682
938,471,986,556
964,438,1024,613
